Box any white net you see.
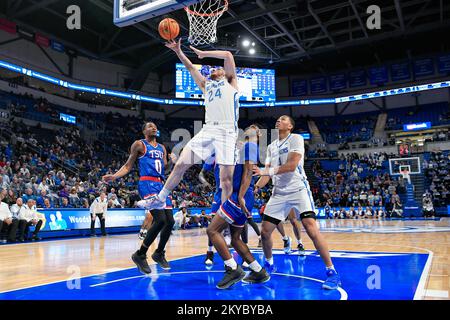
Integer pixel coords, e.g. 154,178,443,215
185,0,228,46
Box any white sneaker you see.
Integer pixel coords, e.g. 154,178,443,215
138,229,147,240
137,196,165,210
283,237,292,254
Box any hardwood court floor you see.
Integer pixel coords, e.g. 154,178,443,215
0,218,448,300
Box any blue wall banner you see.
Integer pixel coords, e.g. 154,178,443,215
310,77,327,94
369,66,388,85
414,58,434,77
37,208,146,231
349,70,367,88
438,54,450,74
329,74,347,91
390,62,411,81
291,79,308,96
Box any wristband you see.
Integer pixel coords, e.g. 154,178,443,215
268,167,275,177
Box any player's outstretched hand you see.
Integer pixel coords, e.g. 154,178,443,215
252,166,262,176
102,174,115,183
165,38,181,53
190,46,206,59
238,197,250,215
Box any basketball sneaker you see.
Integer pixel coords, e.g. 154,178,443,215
216,265,246,290
151,250,170,270
137,195,165,210
132,251,151,274
204,251,214,265
283,236,292,254
322,269,342,290
138,229,147,240
297,243,306,256
264,260,277,273
242,268,270,284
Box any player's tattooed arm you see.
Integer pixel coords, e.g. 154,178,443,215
102,140,143,182
238,160,255,214
166,39,206,92
253,152,302,177
253,164,271,194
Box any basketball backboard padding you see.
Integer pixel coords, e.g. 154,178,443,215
114,0,200,27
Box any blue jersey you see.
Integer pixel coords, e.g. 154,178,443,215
138,139,165,178
232,142,259,193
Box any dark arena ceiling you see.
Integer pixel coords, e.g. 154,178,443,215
1,0,449,78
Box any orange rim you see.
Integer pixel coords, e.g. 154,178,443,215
184,0,228,17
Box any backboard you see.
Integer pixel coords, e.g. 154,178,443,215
388,157,421,176
114,0,200,27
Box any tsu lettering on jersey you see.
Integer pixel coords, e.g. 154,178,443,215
138,140,164,178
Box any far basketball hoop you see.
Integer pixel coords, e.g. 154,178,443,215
185,0,228,46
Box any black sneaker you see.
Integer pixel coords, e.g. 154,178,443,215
257,238,262,247
297,243,306,256
31,235,41,241
152,250,170,270
242,268,270,284
216,265,245,290
132,251,151,274
204,251,214,265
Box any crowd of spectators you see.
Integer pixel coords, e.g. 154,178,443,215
423,151,450,207
0,119,215,212
311,152,404,208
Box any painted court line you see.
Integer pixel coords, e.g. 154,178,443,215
424,290,449,298
0,253,204,294
90,270,349,300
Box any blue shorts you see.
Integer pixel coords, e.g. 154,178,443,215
138,181,172,209
219,191,254,227
211,189,222,214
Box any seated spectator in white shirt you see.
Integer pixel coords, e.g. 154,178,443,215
0,198,20,243
173,207,187,230
18,199,43,241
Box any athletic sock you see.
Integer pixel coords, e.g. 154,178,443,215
265,257,274,265
282,236,289,241
208,246,214,252
297,239,303,245
326,265,336,272
137,245,149,256
249,260,262,272
157,188,170,202
224,258,237,270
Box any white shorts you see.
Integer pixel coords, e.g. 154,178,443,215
185,124,238,165
263,187,316,222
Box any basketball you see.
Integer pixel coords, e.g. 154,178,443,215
158,18,180,41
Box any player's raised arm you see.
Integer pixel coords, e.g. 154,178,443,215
190,46,238,89
166,39,206,93
102,140,143,182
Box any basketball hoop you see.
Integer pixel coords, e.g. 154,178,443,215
185,0,228,46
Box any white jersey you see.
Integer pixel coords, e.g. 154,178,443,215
265,133,308,194
204,79,239,127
